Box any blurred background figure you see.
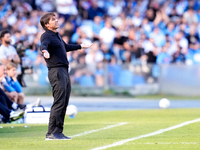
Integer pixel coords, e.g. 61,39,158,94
0,0,200,96
3,62,24,105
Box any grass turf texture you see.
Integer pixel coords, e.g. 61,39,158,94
0,108,200,150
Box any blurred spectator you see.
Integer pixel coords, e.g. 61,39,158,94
37,0,54,12
165,22,178,38
131,40,146,64
186,26,199,50
175,0,188,16
142,34,154,53
76,49,87,64
122,27,137,62
0,0,200,88
95,61,104,87
113,29,126,62
141,17,153,37
78,31,92,51
149,27,166,47
76,0,91,19
22,38,39,69
74,69,95,86
146,46,157,63
107,0,123,19
62,21,74,39
0,64,26,119
0,29,20,65
183,7,198,24
71,26,82,44
156,42,172,64
146,8,156,22
85,41,103,65
92,15,104,41
123,27,137,51
0,88,24,123
99,19,116,48
172,46,185,63
23,18,38,43
10,30,21,45
174,31,188,50
87,0,105,20
56,0,78,21
108,55,121,85
34,53,48,86
100,43,113,63
6,9,17,27
3,62,24,104
132,11,143,27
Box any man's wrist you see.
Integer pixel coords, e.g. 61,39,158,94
42,50,48,53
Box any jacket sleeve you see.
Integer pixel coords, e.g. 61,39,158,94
40,34,50,52
62,40,81,52
12,80,22,93
3,80,16,92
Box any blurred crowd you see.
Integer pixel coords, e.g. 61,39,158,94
0,0,200,87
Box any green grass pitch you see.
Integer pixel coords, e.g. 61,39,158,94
0,108,200,150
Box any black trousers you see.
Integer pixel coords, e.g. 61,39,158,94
0,88,13,119
47,67,71,134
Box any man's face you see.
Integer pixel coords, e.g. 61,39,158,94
45,16,59,30
2,33,11,44
0,65,7,78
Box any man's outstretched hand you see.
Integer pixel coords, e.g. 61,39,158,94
80,43,93,49
42,50,50,59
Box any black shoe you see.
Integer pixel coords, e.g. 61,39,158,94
45,133,69,140
59,133,71,140
46,133,50,137
17,104,26,110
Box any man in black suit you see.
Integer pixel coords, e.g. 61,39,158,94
40,12,92,140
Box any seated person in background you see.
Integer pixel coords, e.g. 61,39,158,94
3,62,24,104
0,97,24,123
0,75,25,122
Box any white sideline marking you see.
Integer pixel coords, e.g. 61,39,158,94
70,122,128,138
91,118,200,150
133,142,197,145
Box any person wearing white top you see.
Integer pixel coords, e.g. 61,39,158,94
0,30,20,65
56,0,78,21
99,20,116,48
107,1,123,18
132,11,143,27
85,42,104,65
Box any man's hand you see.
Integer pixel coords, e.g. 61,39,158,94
13,54,20,64
80,43,93,49
6,91,17,100
42,50,50,59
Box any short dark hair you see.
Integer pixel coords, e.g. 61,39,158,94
40,12,55,30
0,29,10,39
